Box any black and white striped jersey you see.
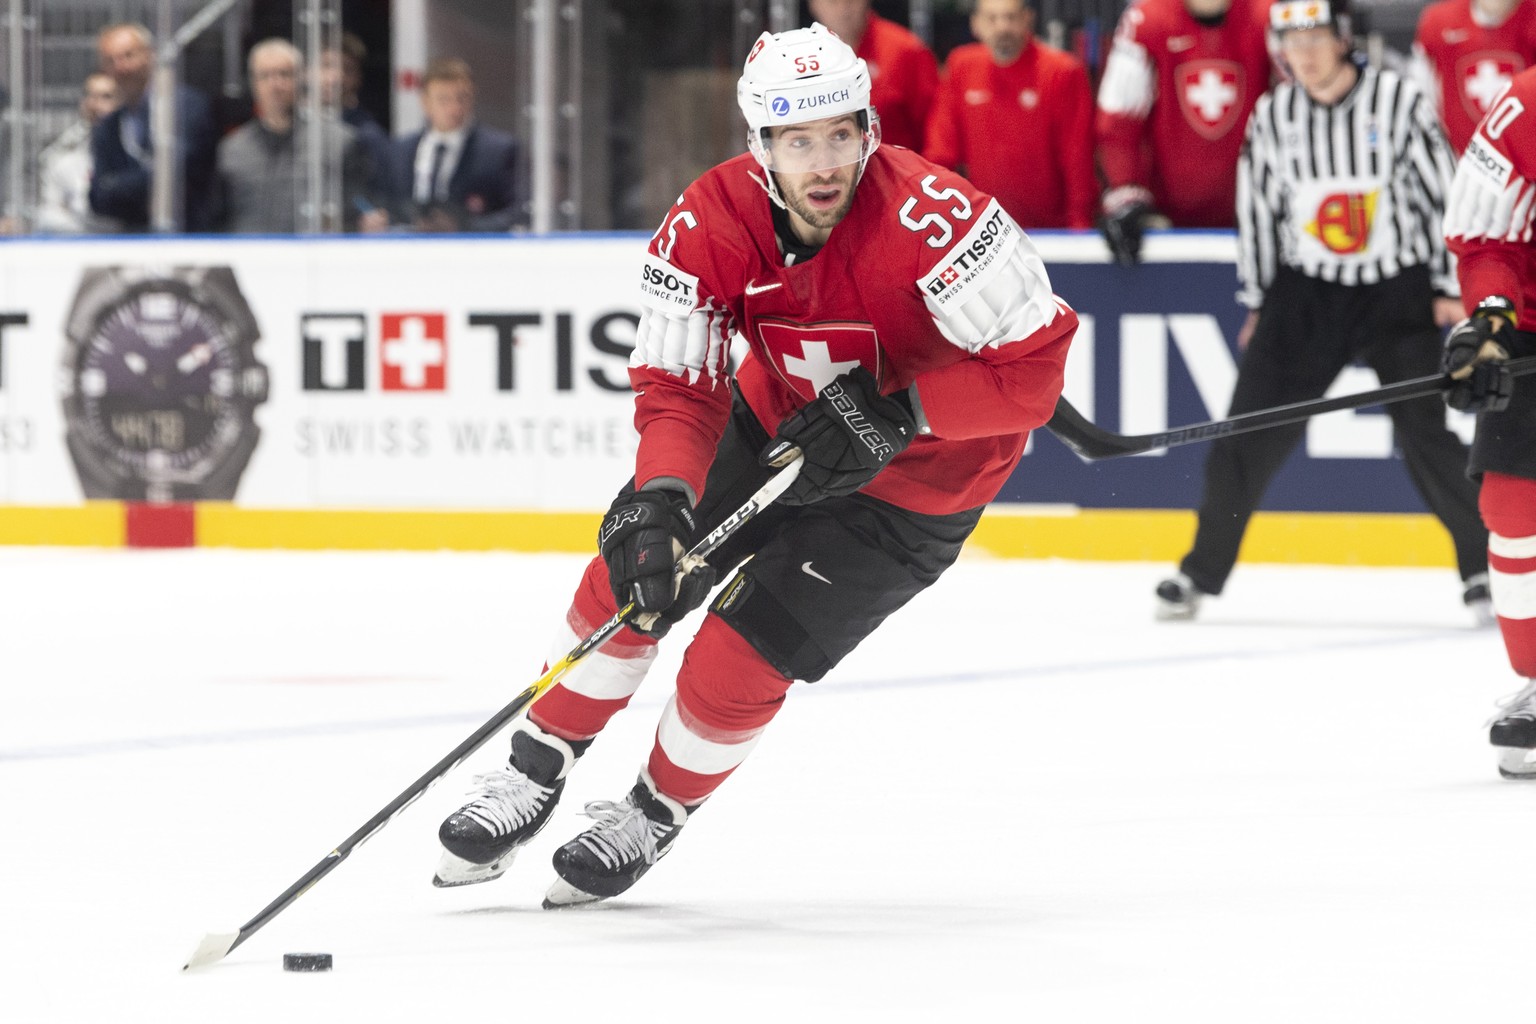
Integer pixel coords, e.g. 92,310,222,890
1236,63,1460,308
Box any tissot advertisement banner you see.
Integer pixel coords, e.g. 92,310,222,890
0,234,1470,512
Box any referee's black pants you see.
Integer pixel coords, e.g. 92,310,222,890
1179,265,1489,595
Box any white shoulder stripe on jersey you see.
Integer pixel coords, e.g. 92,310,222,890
1446,130,1536,245
918,201,1060,352
631,300,730,383
1096,37,1156,118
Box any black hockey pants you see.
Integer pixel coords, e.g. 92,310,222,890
1179,266,1488,595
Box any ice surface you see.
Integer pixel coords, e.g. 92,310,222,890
2,546,1531,1022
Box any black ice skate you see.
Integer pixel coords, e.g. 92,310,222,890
543,774,688,908
1155,573,1206,621
433,722,586,887
1490,678,1536,780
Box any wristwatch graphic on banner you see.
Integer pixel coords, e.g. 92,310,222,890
61,266,269,501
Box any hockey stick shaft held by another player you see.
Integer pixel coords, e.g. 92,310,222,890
182,451,804,971
1046,355,1536,460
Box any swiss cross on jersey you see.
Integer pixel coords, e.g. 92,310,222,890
1458,52,1524,122
380,313,448,391
755,319,881,401
1177,60,1244,140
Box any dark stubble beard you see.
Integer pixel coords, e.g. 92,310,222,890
781,169,858,230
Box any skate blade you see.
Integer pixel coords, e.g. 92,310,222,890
1155,600,1199,622
432,848,517,888
541,877,604,909
1496,747,1536,780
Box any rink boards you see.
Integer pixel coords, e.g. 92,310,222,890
0,232,1473,565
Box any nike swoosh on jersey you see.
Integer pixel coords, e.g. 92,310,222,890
745,280,783,296
801,561,832,585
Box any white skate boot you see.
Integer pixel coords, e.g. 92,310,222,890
1489,678,1536,780
433,721,586,887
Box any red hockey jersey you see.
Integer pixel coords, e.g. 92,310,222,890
856,12,940,152
1095,0,1273,227
630,147,1076,515
1413,0,1536,154
926,39,1097,229
1445,64,1536,321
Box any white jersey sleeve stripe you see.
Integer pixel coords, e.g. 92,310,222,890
919,202,1060,353
1097,36,1156,118
1445,130,1536,244
630,300,731,385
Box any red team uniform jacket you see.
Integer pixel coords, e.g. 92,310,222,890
925,39,1097,229
855,12,940,152
1414,0,1536,154
630,147,1076,516
1095,0,1273,226
1446,64,1536,321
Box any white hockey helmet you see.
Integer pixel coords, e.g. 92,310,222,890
1269,0,1352,45
737,23,881,199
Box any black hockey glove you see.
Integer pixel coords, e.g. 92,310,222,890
598,488,716,637
1444,296,1515,413
1099,185,1155,267
761,366,915,507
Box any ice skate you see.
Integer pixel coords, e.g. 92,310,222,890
1490,678,1536,780
1155,574,1205,621
433,722,584,887
1462,574,1496,629
543,774,687,908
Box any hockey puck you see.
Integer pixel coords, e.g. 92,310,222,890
282,952,333,972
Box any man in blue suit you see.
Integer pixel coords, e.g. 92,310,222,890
387,58,528,232
89,23,217,232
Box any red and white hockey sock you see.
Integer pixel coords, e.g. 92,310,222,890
1482,472,1536,678
529,557,658,742
646,616,793,806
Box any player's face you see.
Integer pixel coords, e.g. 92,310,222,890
1475,0,1522,20
769,115,863,236
1183,0,1233,17
972,0,1033,64
1280,27,1349,92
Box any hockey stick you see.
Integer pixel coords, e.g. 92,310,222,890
182,452,804,971
1046,355,1536,460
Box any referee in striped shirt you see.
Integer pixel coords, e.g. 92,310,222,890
1155,0,1491,622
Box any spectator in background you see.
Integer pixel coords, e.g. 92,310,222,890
925,0,1095,229
37,73,121,234
320,32,392,196
386,58,528,232
1412,0,1536,155
214,39,381,233
90,23,218,232
807,0,938,151
1095,0,1272,264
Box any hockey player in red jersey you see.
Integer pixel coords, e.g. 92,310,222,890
925,0,1097,229
809,0,939,151
1443,65,1536,778
1095,0,1273,263
1413,0,1536,155
433,23,1077,904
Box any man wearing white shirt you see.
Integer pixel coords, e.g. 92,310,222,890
37,73,120,233
386,58,527,232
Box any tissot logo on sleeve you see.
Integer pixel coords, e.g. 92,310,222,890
380,313,448,392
